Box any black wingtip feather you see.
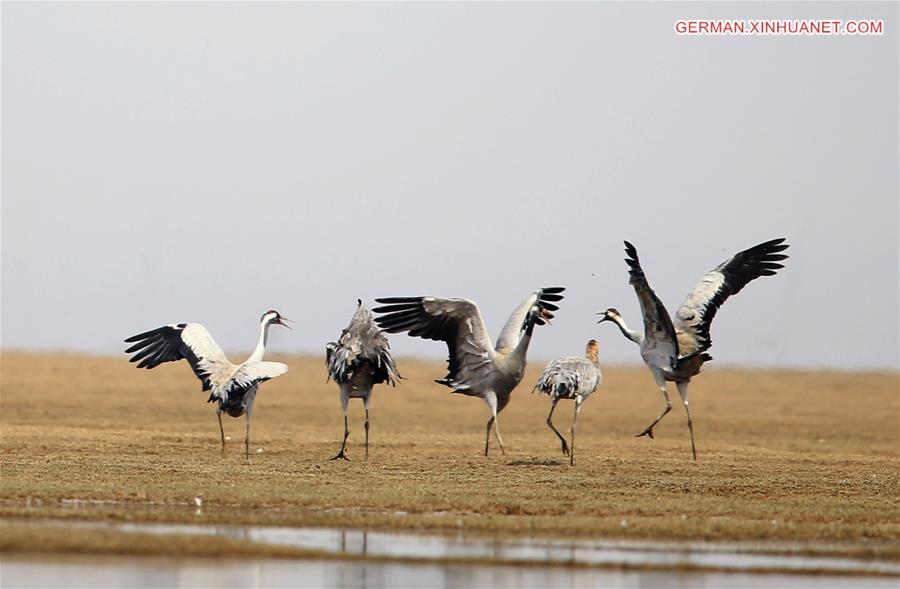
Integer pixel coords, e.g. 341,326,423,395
759,237,788,248
374,297,425,305
373,303,421,314
124,328,162,343
127,342,163,364
124,340,150,354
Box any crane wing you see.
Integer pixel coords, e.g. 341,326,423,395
373,296,494,391
210,361,288,406
231,361,288,387
494,287,566,352
326,302,400,387
124,323,231,392
674,238,789,357
623,241,678,373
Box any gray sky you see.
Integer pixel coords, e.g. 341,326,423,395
2,2,898,371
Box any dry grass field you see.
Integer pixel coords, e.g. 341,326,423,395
1,352,898,559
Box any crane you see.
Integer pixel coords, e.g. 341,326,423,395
533,339,602,466
373,287,565,456
599,239,789,460
326,300,400,460
124,310,291,458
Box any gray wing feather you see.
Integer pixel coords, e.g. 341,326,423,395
373,296,493,391
674,238,789,357
534,357,601,400
326,302,400,387
124,323,231,392
623,241,678,373
495,287,566,352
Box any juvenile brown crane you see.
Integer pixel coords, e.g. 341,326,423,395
533,339,602,466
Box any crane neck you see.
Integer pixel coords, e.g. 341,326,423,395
610,314,643,345
247,318,271,364
510,328,534,363
585,341,601,368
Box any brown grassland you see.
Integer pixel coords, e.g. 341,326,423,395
1,352,898,560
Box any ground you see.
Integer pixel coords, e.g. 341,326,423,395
1,353,897,560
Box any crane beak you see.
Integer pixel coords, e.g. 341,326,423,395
278,317,294,330
596,312,609,324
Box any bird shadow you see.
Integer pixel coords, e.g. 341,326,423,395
505,457,564,467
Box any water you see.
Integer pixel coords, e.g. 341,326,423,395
2,554,897,589
9,518,897,575
2,518,897,588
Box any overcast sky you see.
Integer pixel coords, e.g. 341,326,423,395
2,2,897,371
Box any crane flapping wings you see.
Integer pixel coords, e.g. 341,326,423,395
326,301,400,387
623,241,678,373
124,323,231,392
373,297,494,392
494,287,565,352
674,238,790,357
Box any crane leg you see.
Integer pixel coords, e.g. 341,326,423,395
363,395,370,461
483,392,505,456
332,392,351,461
245,415,251,460
332,414,350,461
493,416,506,456
636,372,671,439
546,398,569,456
217,410,226,455
570,397,583,467
244,393,257,462
676,380,697,461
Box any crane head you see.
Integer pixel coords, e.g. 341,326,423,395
596,308,620,324
262,309,293,329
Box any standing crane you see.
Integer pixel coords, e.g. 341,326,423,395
373,287,565,456
326,300,400,460
533,339,602,466
598,239,789,460
124,310,291,458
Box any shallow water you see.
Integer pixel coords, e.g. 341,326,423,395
10,518,898,576
2,554,898,589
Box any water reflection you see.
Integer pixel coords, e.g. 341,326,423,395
5,518,898,577
2,555,897,589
